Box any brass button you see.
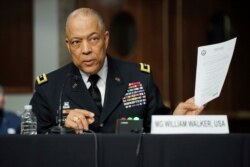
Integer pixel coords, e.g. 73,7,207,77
99,123,104,127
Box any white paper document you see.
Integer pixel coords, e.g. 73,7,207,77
194,38,237,106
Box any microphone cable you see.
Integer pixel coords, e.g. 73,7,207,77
82,129,98,167
136,132,145,167
81,130,144,167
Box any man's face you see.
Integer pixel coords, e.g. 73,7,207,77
66,15,109,75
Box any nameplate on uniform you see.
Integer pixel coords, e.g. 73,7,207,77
150,115,229,134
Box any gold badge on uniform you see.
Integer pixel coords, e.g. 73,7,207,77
36,73,48,85
140,63,150,73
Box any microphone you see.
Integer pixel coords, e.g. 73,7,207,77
49,73,79,134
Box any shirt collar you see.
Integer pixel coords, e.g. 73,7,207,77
79,56,108,85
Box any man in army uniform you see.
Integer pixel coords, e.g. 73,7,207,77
30,8,204,134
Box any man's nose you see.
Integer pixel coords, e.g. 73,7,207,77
81,40,91,55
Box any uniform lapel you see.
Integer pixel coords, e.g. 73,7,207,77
64,63,101,116
101,57,127,123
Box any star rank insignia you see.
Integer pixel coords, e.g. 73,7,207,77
139,63,150,73
36,73,48,85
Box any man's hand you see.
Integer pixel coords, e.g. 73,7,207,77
173,97,205,115
64,109,95,134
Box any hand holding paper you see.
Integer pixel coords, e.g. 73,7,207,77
173,97,204,115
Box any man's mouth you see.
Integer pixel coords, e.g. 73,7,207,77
84,60,95,66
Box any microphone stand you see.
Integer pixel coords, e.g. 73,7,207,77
49,74,75,134
49,108,75,134
49,124,74,134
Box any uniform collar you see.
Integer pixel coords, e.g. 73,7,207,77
79,57,108,87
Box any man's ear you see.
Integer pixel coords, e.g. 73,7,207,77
104,31,109,49
65,38,71,53
65,38,69,48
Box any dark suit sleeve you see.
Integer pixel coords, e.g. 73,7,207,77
143,73,171,132
30,83,54,134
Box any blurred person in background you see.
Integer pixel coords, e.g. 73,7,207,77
0,84,21,134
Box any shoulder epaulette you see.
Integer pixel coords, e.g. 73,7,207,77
139,63,150,73
36,73,48,85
